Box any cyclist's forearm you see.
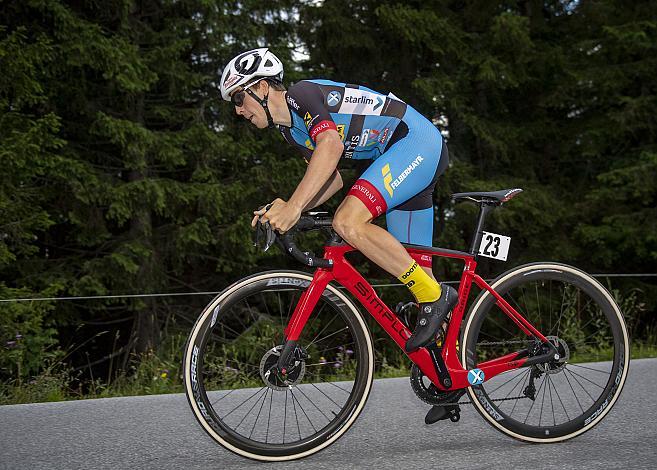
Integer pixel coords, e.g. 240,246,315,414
288,134,343,212
303,170,342,210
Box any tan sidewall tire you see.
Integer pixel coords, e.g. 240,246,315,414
183,271,375,461
460,262,630,443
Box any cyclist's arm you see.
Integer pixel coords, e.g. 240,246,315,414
288,130,343,212
303,169,342,211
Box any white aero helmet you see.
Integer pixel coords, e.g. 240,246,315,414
220,48,284,101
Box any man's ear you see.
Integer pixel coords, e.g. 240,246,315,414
257,80,270,95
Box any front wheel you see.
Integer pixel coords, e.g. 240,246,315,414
182,270,374,461
461,262,630,442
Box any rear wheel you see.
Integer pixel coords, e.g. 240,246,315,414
183,270,374,461
461,263,629,442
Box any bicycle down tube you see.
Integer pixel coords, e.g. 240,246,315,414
281,242,555,391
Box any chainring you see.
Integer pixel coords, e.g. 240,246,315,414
410,364,464,406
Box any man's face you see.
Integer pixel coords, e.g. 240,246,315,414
231,82,268,129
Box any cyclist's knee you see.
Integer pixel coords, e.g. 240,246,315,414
333,210,366,242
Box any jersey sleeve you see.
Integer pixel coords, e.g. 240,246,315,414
279,126,313,163
286,81,337,142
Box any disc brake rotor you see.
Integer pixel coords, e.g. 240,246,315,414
536,335,570,374
260,345,306,391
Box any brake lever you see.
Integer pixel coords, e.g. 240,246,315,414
254,203,276,252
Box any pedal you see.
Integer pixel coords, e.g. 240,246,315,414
394,301,417,326
425,404,461,425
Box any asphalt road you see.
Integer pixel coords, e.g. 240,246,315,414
1,358,656,470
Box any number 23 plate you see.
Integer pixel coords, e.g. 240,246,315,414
478,231,511,261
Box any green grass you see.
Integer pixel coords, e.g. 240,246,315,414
2,339,656,406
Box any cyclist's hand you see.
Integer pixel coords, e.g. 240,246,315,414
251,204,271,228
256,198,301,233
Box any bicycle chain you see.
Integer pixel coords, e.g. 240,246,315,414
440,395,530,407
476,340,528,346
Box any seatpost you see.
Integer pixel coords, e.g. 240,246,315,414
469,203,494,257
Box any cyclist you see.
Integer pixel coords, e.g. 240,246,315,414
221,48,457,353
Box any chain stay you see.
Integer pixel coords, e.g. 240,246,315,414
439,339,536,405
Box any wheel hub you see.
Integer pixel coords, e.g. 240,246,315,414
536,335,569,374
260,345,306,390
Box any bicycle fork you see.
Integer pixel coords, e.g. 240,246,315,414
276,268,333,373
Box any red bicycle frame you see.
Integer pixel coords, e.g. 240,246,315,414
282,243,551,391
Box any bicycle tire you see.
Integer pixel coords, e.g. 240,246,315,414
461,262,630,442
182,270,374,461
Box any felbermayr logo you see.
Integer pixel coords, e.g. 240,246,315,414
382,155,424,196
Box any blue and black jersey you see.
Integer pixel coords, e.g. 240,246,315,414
279,79,410,161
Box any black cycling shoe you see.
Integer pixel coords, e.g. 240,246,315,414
404,285,457,353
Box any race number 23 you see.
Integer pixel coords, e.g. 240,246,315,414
478,231,511,261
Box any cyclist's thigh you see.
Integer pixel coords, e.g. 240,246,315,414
385,138,449,248
347,116,445,214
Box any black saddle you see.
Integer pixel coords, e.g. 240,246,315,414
451,188,523,205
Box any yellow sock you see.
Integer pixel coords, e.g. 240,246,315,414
397,261,442,303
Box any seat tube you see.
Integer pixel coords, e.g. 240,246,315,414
470,204,494,256
284,269,333,341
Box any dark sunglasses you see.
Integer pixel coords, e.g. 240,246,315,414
230,90,246,107
230,79,263,108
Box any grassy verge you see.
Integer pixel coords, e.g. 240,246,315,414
1,341,655,406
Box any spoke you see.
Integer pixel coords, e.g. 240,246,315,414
294,385,333,423
260,291,273,319
316,341,356,355
567,363,611,375
565,366,605,389
305,302,327,341
308,326,349,348
564,368,596,402
485,313,518,342
325,381,352,394
307,314,340,348
574,306,602,333
563,367,585,413
551,285,568,337
549,279,552,335
290,387,302,440
222,387,267,420
283,390,288,444
538,369,548,426
305,360,345,367
291,389,318,433
266,387,273,443
509,370,531,415
487,370,526,396
523,373,547,424
211,388,237,406
234,388,268,431
277,292,285,339
244,298,258,323
547,373,556,426
214,321,243,341
249,388,270,439
571,328,611,348
550,373,571,422
311,382,344,409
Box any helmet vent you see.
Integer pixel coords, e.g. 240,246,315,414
264,59,273,67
